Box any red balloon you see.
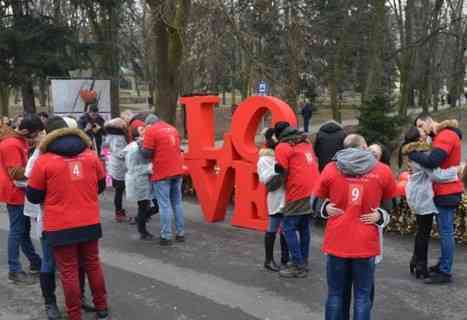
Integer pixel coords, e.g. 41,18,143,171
399,171,409,181
396,180,407,197
79,90,97,104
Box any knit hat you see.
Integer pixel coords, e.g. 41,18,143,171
274,121,290,138
45,116,68,134
145,114,160,125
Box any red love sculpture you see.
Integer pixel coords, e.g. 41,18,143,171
79,90,97,104
180,95,297,231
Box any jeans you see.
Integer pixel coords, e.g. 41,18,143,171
41,236,56,274
53,240,107,320
153,176,184,240
435,206,455,274
267,214,283,233
282,215,310,266
7,204,42,273
326,255,375,320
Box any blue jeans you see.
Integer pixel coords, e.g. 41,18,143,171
154,177,184,240
267,214,283,233
7,204,42,273
40,236,56,274
435,205,455,274
326,255,375,320
282,215,310,266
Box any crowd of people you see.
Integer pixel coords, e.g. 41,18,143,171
0,107,465,320
0,107,185,320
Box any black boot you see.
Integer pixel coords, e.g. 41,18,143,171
415,262,430,279
264,232,280,272
409,255,416,275
40,273,61,319
280,233,289,268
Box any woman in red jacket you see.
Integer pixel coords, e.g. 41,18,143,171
26,121,110,320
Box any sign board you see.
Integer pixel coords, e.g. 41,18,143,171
257,80,269,96
50,79,111,120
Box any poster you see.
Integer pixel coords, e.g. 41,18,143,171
50,79,111,120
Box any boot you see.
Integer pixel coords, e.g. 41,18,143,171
40,273,61,319
280,233,289,268
409,255,416,275
115,209,127,223
45,303,61,320
264,232,280,272
279,264,307,278
415,262,430,279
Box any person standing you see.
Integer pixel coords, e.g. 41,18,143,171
274,124,319,278
314,120,346,172
26,122,110,320
300,101,313,133
409,114,463,284
313,134,397,320
142,114,185,246
0,114,43,285
78,104,105,156
257,128,289,271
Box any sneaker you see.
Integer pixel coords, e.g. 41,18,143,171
424,272,452,285
140,233,155,241
96,309,110,319
82,296,97,312
175,235,185,243
29,265,41,276
45,303,61,320
264,260,280,272
159,238,173,246
115,210,127,223
279,265,307,278
8,271,36,285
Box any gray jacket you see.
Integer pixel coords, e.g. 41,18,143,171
403,142,458,215
103,133,128,181
124,141,153,201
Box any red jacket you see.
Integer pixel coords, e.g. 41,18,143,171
432,128,463,196
27,128,105,246
313,162,397,258
275,141,319,202
0,135,28,205
143,121,184,181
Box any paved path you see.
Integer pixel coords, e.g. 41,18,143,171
1,193,467,320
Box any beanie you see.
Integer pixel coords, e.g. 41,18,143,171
45,116,68,134
145,114,160,125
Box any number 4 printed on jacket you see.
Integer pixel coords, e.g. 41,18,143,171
348,184,363,207
69,161,83,181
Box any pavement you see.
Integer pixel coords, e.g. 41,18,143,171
1,191,467,320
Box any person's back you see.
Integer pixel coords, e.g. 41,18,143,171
144,120,184,181
314,120,346,172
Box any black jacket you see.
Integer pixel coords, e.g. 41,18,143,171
314,121,346,172
78,113,105,153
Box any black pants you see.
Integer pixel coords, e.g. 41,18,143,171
413,214,434,266
112,179,125,211
137,200,150,235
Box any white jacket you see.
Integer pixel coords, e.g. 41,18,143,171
24,148,43,237
257,148,285,215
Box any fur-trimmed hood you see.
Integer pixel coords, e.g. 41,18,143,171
40,128,92,157
0,125,18,141
259,148,275,157
402,141,431,155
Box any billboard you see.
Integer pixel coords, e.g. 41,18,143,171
50,79,111,119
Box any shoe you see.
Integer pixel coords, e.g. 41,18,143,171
45,303,61,320
415,264,430,279
82,296,97,312
424,272,452,284
96,309,110,319
409,257,416,275
8,271,36,285
159,238,173,246
279,264,307,278
128,217,137,225
29,265,41,276
115,210,127,223
140,233,155,241
264,260,280,272
429,263,441,275
175,235,185,243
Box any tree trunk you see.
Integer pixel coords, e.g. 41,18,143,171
39,78,47,108
0,85,9,117
22,78,36,113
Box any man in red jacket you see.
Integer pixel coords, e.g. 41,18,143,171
27,120,110,320
410,113,463,284
313,134,396,320
274,123,319,278
0,114,43,285
142,114,185,246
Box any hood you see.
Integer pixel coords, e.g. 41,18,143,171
401,141,431,155
435,119,463,140
105,117,127,130
335,148,377,176
319,120,344,134
259,148,275,157
279,127,308,144
40,128,92,157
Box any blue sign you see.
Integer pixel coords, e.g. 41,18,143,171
257,80,268,95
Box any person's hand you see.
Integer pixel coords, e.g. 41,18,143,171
92,124,101,133
457,162,465,177
360,209,381,224
85,123,93,132
33,130,46,146
326,203,344,217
